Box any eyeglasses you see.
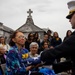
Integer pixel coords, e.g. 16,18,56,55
16,35,25,39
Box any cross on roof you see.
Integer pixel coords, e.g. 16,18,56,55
27,9,33,18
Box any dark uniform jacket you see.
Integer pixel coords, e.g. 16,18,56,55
41,31,75,75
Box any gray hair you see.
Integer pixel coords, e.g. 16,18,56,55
30,42,39,49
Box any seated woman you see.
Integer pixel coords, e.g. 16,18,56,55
6,31,32,75
29,42,39,58
0,36,10,52
28,42,40,69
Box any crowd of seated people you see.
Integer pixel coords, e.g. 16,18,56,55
0,30,72,75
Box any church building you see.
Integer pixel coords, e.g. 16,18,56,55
16,9,45,40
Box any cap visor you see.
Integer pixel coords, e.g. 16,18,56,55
66,14,72,19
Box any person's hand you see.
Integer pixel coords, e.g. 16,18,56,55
35,63,43,68
26,66,32,71
50,46,54,49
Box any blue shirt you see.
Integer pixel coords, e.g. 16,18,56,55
6,45,29,75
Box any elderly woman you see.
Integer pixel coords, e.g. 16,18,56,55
29,42,39,58
6,31,32,75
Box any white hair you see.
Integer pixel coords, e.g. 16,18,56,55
30,42,39,49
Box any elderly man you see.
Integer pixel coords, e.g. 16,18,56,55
41,0,75,75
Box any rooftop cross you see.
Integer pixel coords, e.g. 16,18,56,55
27,9,33,18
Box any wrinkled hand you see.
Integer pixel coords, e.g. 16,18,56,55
26,66,32,71
50,46,54,49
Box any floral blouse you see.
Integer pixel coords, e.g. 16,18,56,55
5,45,29,75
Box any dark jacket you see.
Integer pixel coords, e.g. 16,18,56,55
0,55,6,75
51,37,62,47
41,31,75,75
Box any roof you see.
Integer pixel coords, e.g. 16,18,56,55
16,11,44,33
17,22,44,33
0,22,14,33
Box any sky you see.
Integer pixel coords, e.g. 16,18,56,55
0,0,74,40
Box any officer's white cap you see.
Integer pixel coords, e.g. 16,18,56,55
66,0,75,19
